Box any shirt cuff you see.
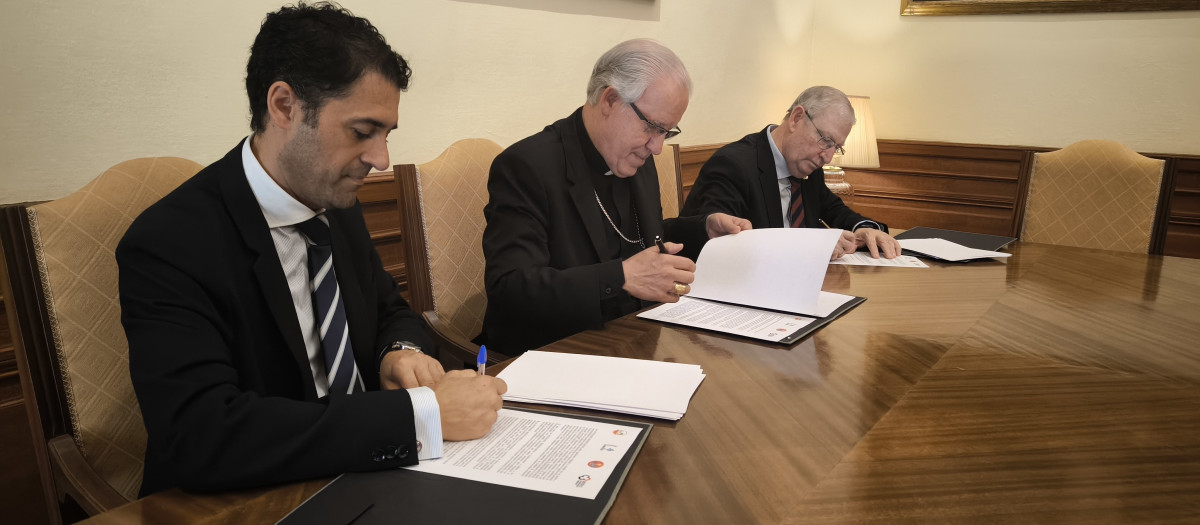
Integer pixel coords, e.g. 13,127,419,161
408,386,443,460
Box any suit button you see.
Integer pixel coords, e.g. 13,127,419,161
385,445,400,459
371,448,386,462
398,445,410,459
604,286,613,295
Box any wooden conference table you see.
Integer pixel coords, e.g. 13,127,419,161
83,242,1200,524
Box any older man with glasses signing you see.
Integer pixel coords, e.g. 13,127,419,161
477,39,751,356
681,86,901,261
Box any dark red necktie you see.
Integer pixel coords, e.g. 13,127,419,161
788,177,806,228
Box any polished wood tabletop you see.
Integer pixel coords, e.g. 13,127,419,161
82,243,1200,524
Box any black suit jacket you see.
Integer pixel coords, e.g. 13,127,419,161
681,126,886,232
478,108,708,354
118,141,436,496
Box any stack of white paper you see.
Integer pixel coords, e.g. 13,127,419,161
497,351,705,420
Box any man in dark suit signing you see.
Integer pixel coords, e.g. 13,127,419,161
117,2,505,497
681,85,901,260
478,39,752,355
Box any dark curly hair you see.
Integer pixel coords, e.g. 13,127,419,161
245,1,412,133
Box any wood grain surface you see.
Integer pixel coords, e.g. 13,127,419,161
81,243,1200,524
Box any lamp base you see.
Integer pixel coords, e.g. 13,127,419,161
822,165,854,207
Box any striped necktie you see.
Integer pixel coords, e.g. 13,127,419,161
296,215,364,395
788,176,806,228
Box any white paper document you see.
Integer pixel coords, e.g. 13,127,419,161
689,228,842,316
497,351,705,420
405,409,642,499
637,296,816,342
830,252,929,268
899,238,1012,262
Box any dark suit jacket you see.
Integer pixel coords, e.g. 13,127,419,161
478,108,708,355
681,126,886,232
117,141,436,496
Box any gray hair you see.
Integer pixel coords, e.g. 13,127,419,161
586,39,692,105
785,86,856,125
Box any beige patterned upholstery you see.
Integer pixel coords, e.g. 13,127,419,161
655,143,683,219
401,139,503,348
28,157,202,500
1021,140,1164,253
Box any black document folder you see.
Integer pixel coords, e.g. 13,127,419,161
895,227,1016,252
277,408,652,525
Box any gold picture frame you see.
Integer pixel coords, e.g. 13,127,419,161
901,0,1200,16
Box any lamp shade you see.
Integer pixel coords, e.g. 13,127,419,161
836,95,879,169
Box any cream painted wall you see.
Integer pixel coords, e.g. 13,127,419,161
0,0,816,203
809,1,1200,155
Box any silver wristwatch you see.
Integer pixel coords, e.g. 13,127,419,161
378,340,422,364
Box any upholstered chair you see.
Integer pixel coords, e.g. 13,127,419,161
0,157,202,522
1021,139,1165,253
395,139,504,369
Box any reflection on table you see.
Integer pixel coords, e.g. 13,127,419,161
82,243,1200,524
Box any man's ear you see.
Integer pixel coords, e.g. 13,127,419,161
785,105,805,132
265,80,302,131
598,86,623,116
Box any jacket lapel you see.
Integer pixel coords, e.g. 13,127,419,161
755,128,786,228
630,158,664,245
559,114,611,260
217,140,319,400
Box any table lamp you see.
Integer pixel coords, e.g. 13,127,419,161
823,95,879,207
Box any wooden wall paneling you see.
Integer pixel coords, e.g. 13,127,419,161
678,144,723,199
846,140,1037,237
358,172,407,288
1163,157,1200,259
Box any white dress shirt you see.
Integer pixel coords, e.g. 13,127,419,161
241,138,442,459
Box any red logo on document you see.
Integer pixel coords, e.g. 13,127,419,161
612,430,626,436
588,461,604,468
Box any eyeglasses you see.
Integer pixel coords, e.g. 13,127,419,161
630,102,682,140
804,111,845,156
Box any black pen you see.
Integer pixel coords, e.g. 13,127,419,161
655,235,667,254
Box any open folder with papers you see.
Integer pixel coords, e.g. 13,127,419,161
638,228,865,344
279,408,650,525
898,238,1012,262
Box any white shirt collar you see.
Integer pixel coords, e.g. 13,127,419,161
765,125,791,182
241,137,321,228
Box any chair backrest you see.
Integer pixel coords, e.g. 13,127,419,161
395,139,503,348
1021,140,1164,253
1,157,202,511
655,143,684,219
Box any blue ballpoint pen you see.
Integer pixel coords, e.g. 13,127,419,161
477,345,487,375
